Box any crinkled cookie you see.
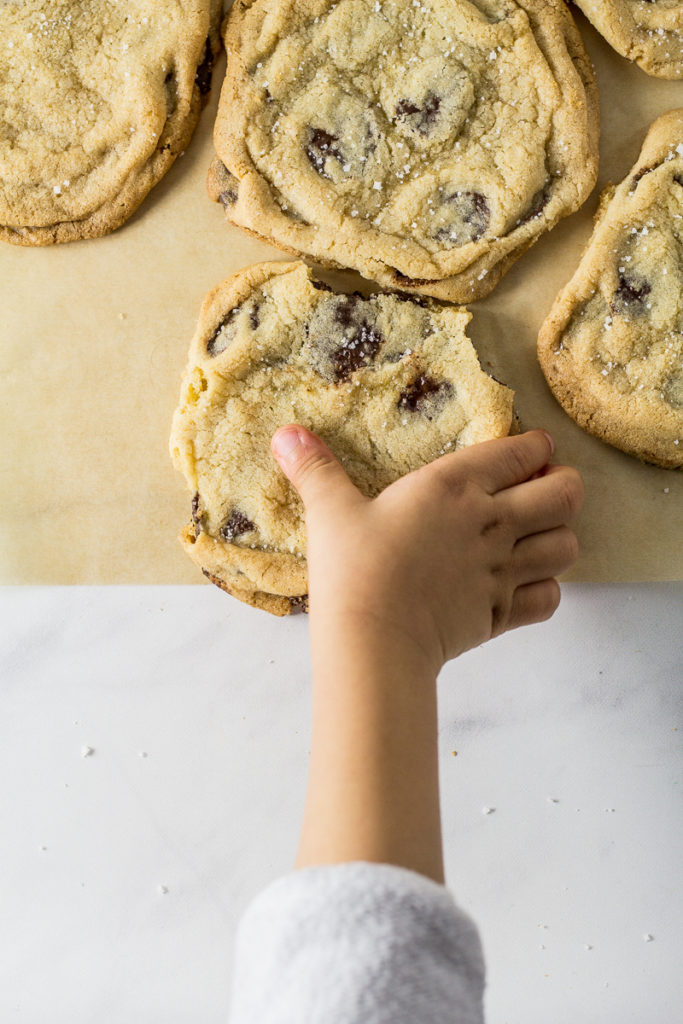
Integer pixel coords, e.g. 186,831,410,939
209,0,598,303
0,0,222,245
538,109,683,469
574,0,683,80
170,261,515,614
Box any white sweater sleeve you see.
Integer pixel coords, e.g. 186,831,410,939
228,862,485,1024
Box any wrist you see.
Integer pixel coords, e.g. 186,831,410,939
310,602,443,689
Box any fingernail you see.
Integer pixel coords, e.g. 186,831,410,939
542,431,555,456
272,427,303,462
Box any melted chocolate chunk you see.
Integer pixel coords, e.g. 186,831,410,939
289,595,309,613
219,185,238,206
395,93,441,134
330,321,384,381
398,375,454,419
391,269,433,287
215,162,240,206
207,307,241,357
436,191,490,247
305,128,342,177
191,492,203,538
249,304,261,331
221,509,256,543
333,294,364,327
518,184,551,226
307,295,385,381
395,292,430,308
630,164,657,191
311,279,333,292
195,38,214,96
202,568,231,593
164,70,178,117
612,273,651,314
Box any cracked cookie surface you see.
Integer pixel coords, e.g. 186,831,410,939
210,0,598,303
538,109,683,469
574,0,683,79
0,0,222,245
170,261,515,614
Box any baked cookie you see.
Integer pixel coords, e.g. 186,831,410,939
0,0,222,245
209,0,599,304
538,109,683,469
573,0,683,79
170,261,515,614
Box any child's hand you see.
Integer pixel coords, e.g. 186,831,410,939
272,426,583,676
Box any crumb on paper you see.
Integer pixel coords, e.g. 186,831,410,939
547,796,559,804
482,806,495,815
158,885,169,895
644,933,654,942
81,745,94,758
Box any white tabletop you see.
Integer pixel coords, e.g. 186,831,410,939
1,582,681,1023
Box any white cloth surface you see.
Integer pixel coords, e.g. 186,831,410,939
229,862,485,1024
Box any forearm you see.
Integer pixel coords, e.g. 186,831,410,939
296,610,444,883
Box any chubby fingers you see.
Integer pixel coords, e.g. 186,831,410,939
504,579,562,634
498,463,585,539
512,525,580,586
456,429,556,493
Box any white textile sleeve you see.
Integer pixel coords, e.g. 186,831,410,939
228,862,485,1024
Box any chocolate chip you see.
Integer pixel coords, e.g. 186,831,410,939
191,493,203,538
331,323,384,381
398,375,454,419
249,304,261,331
164,70,178,117
307,294,385,381
391,269,433,287
213,162,240,206
518,184,551,226
310,279,333,292
435,191,490,247
305,128,342,177
612,273,651,315
221,510,256,542
674,173,683,187
289,595,309,613
395,292,430,308
395,93,441,134
194,37,214,96
630,164,657,191
333,294,363,328
202,568,231,594
207,308,241,357
616,274,651,303
219,184,239,206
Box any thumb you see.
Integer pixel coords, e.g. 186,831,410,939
271,425,362,512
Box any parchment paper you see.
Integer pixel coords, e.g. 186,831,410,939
1,14,681,586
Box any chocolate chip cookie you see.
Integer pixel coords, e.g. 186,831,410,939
574,1,683,80
170,261,515,614
538,109,683,469
0,1,222,245
209,0,599,303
